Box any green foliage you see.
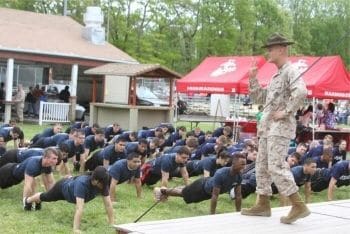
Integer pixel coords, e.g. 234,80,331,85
0,0,349,71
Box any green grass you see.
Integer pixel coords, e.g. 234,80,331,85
0,123,349,233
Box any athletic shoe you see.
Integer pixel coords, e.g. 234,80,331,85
23,197,32,211
153,187,168,202
35,202,41,210
229,188,235,200
153,187,162,201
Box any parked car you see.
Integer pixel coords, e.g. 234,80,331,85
136,86,169,107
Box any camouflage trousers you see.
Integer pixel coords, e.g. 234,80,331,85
255,136,298,196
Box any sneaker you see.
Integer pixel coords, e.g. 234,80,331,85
153,187,162,201
23,197,32,211
153,187,168,202
229,188,235,200
35,202,41,210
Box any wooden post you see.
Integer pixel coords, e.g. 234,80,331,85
128,76,137,106
69,64,78,121
92,78,96,103
169,78,174,107
4,58,14,123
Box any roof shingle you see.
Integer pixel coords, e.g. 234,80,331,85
85,63,181,78
0,7,137,63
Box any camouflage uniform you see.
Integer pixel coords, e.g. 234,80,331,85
249,62,307,196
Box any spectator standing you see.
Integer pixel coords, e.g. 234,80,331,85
25,86,37,117
13,84,25,122
299,105,313,127
323,102,337,129
256,105,264,123
33,84,43,115
59,85,70,103
0,82,5,112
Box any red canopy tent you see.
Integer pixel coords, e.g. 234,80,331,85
239,56,350,99
176,56,266,94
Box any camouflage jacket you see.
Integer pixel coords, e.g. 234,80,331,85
249,62,307,139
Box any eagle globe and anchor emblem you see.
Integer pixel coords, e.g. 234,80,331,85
210,59,237,77
293,59,309,73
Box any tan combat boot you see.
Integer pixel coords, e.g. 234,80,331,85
280,192,310,224
241,194,271,217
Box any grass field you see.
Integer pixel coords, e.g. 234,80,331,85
0,123,349,233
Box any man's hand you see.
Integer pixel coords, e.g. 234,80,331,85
271,110,286,121
249,59,258,79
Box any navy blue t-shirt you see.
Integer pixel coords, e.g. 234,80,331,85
84,126,95,137
144,129,156,138
242,169,257,188
41,128,55,138
31,128,55,145
301,145,323,163
203,167,242,195
201,143,216,157
84,135,104,152
125,142,138,154
33,136,54,148
138,129,155,139
61,175,109,203
332,147,347,165
312,156,329,169
173,139,186,147
59,139,84,161
227,146,242,155
206,137,217,144
212,127,232,138
197,135,207,146
104,126,123,141
331,160,350,180
164,145,182,154
192,142,216,160
108,159,140,184
150,153,185,176
164,132,182,147
17,148,44,162
0,127,24,142
12,156,52,180
52,133,69,145
37,133,68,148
287,147,296,155
291,165,310,186
192,146,204,160
187,156,217,177
102,144,126,165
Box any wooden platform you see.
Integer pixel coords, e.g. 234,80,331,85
115,199,350,234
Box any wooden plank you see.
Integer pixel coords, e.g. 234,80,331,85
115,200,350,234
